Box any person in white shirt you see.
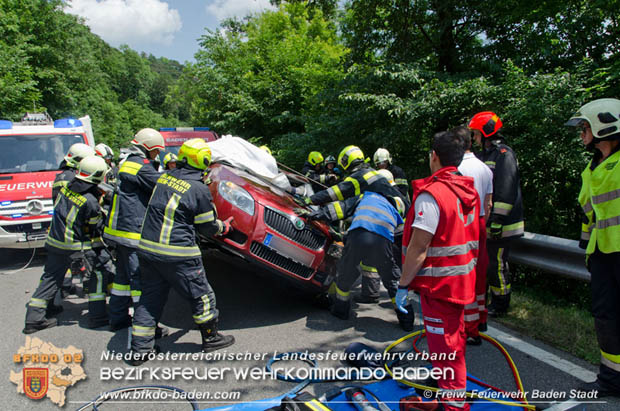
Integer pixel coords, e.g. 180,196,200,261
453,126,493,345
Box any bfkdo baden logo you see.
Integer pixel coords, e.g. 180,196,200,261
10,337,86,407
23,368,49,400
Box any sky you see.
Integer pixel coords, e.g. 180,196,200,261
65,0,276,64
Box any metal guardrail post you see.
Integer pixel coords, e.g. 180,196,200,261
507,232,591,282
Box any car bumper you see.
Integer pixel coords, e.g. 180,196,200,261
0,220,50,249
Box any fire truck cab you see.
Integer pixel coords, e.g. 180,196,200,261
0,113,95,248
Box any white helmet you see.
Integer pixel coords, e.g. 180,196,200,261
373,148,392,166
566,98,620,139
131,128,165,152
76,156,108,185
65,143,95,169
95,143,114,160
376,169,395,186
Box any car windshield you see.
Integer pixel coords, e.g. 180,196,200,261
0,134,86,173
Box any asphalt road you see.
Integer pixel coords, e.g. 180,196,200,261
1,247,617,411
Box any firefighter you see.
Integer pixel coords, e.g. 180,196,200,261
397,130,479,411
129,138,235,365
324,155,343,184
163,152,178,170
453,126,493,344
302,151,331,191
469,111,524,317
567,98,620,397
104,128,164,331
95,143,118,186
373,148,410,200
24,156,108,334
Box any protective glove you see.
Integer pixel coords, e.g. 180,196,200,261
218,217,234,236
303,196,313,205
395,286,409,314
489,222,503,240
293,208,311,217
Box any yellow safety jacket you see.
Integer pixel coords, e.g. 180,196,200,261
581,149,620,255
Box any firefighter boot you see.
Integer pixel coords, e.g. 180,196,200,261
395,305,415,332
330,298,351,320
199,320,235,353
488,294,510,317
23,318,58,335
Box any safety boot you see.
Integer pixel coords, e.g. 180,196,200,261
330,298,351,320
126,346,160,367
23,318,58,334
46,304,64,317
199,320,235,353
155,325,169,339
354,294,379,304
109,317,132,331
488,294,510,317
395,305,414,332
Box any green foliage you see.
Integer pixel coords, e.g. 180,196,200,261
0,0,184,152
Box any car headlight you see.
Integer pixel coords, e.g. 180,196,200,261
218,180,255,216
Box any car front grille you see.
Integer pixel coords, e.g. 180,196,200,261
263,207,326,250
250,241,314,279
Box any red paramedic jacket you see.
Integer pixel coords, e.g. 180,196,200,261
402,166,480,305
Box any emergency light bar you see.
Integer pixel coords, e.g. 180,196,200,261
54,118,83,128
159,127,211,131
0,120,12,129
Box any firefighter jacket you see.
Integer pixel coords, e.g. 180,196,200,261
316,192,404,242
402,167,479,305
477,136,524,239
301,161,335,192
46,179,103,253
580,148,620,255
104,150,161,247
138,166,224,262
309,164,409,215
52,162,76,202
388,164,410,200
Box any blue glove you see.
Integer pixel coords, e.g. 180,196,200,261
395,286,409,314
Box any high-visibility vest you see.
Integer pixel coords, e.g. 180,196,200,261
582,150,620,255
349,192,403,242
402,167,479,305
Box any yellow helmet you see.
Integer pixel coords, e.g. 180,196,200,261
338,145,364,171
178,138,212,170
163,152,178,168
307,151,324,166
259,145,272,155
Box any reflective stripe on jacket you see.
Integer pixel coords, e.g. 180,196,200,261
583,150,620,255
138,167,222,261
349,192,403,242
402,167,479,305
104,153,160,247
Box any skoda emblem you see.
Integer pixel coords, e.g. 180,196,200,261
293,216,305,231
26,200,44,216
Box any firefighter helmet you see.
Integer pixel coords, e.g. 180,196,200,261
65,143,95,169
373,148,392,166
95,143,114,160
259,145,272,155
565,98,620,139
178,138,212,170
76,156,108,185
325,155,337,165
338,145,364,171
131,128,165,152
308,151,324,166
469,111,503,138
163,152,178,169
376,169,395,185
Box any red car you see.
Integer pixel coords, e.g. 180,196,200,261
203,141,338,293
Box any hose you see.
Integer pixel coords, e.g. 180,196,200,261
383,329,535,410
0,247,37,275
75,384,200,411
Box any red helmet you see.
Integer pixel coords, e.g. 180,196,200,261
468,111,503,138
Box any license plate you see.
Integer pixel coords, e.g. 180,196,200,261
263,233,273,246
32,223,42,230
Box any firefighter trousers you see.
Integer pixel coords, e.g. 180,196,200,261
486,239,512,310
359,234,403,299
26,251,72,324
109,244,141,327
420,293,469,411
131,255,218,353
590,249,620,390
465,216,489,337
87,247,113,321
336,229,400,304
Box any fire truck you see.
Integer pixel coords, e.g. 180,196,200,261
0,113,95,248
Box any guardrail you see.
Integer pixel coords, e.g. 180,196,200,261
508,232,590,282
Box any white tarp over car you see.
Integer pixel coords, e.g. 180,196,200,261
208,135,293,191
